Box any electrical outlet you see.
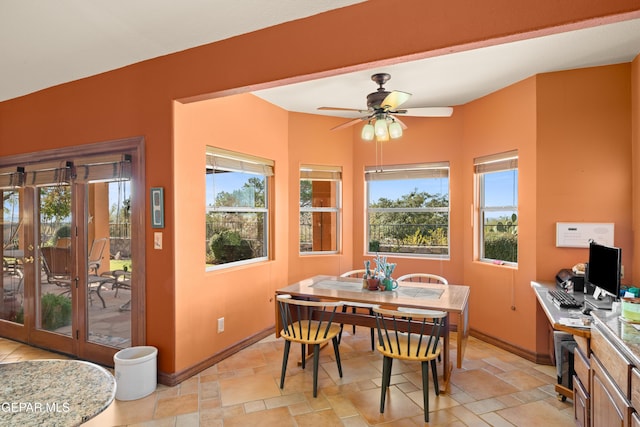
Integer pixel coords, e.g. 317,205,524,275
217,317,224,333
621,265,625,278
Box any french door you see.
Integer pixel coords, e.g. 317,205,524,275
0,138,144,366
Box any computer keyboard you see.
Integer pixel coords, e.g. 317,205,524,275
548,289,582,309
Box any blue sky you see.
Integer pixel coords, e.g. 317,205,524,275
203,169,517,207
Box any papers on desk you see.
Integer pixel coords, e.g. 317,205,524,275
558,317,592,328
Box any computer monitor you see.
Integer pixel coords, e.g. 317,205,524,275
586,240,621,302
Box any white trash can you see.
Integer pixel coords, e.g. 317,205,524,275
114,346,158,401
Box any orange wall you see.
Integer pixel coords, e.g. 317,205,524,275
287,113,355,281
173,94,290,371
461,77,538,352
633,56,640,277
1,0,639,377
536,65,633,281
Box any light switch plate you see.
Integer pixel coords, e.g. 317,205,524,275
154,232,162,249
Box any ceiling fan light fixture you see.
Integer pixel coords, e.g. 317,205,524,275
361,122,374,141
388,120,403,139
374,118,389,140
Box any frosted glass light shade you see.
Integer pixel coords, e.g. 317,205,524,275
388,121,403,139
374,119,389,139
361,123,374,141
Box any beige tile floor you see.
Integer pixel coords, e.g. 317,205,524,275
0,328,575,426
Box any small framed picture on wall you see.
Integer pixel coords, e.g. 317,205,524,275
151,187,164,228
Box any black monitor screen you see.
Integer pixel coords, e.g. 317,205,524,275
587,241,621,299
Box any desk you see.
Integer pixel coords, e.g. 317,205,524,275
276,275,470,389
531,281,592,400
0,359,116,426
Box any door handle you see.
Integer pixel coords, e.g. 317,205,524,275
23,256,34,264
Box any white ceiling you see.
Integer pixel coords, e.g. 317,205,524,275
254,18,640,119
0,0,365,102
1,1,639,117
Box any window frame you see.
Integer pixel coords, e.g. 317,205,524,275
299,164,342,255
475,150,519,265
205,147,273,270
365,162,450,259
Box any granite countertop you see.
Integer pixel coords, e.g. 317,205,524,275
593,309,640,366
0,359,116,426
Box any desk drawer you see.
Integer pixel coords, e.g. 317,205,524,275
574,346,590,392
574,335,590,356
591,325,632,398
631,368,640,409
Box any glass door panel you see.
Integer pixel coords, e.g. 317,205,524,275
1,189,24,325
36,184,73,337
86,180,132,349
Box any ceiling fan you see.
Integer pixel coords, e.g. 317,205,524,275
318,73,453,135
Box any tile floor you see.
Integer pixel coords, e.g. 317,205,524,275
0,328,575,426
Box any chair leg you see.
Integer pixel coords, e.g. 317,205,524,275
352,306,356,334
332,336,343,378
421,361,430,423
280,340,291,389
431,359,440,395
369,308,375,351
300,343,306,370
370,328,375,351
338,305,347,344
312,344,320,397
380,356,393,413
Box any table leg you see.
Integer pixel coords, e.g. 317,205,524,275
441,316,452,393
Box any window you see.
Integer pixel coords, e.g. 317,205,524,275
205,147,273,267
365,162,449,257
299,165,341,253
475,150,518,264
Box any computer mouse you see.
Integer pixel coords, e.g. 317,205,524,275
582,307,593,315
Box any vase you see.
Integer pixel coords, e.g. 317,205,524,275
367,278,381,291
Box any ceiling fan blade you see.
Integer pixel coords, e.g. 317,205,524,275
403,107,454,117
330,117,365,131
381,91,411,110
318,106,368,113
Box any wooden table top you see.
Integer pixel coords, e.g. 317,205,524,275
277,275,470,313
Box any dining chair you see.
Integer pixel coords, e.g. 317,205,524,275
372,306,446,423
396,273,448,362
396,273,448,285
339,269,376,351
276,294,344,397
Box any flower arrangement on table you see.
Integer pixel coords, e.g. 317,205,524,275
363,254,397,291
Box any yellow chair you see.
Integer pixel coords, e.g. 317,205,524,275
396,273,448,363
373,306,446,423
276,294,344,397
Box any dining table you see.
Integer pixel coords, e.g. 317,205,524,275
275,275,470,390
0,359,116,426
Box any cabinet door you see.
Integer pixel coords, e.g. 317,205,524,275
574,375,590,427
591,356,631,427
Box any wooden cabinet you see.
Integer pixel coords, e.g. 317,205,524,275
587,321,635,427
574,346,590,427
591,355,631,426
631,368,640,409
574,374,590,427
